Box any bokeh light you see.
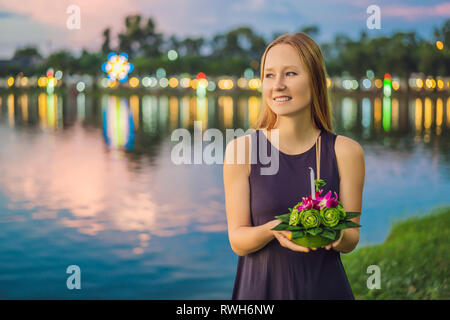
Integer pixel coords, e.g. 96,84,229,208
129,77,140,88
436,41,444,50
102,52,134,83
169,77,179,88
168,49,178,61
76,81,85,92
156,68,166,79
7,77,14,87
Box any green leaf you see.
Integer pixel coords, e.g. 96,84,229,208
306,227,323,236
315,179,326,187
274,213,290,223
291,230,306,239
286,225,304,231
345,212,361,219
271,222,289,231
332,221,362,230
321,229,337,240
344,221,362,228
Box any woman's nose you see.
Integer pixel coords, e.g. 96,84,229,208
274,75,286,90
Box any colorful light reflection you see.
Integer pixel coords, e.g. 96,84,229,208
102,96,135,150
102,52,134,83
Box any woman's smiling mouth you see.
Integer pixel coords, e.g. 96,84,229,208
273,96,292,103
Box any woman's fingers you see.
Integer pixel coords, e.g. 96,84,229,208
278,230,292,240
273,231,310,253
273,230,336,251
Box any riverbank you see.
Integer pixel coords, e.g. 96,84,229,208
341,205,450,300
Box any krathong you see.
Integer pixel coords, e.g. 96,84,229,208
272,178,361,248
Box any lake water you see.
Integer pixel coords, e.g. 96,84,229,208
0,91,449,299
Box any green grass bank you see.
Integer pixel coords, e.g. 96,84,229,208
341,205,450,299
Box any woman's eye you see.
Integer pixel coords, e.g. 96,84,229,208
265,72,296,78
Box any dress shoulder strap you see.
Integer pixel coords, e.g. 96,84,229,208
316,134,321,180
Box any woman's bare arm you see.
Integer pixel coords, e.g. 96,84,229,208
223,135,279,256
332,135,365,254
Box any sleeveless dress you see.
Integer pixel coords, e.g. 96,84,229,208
231,129,355,300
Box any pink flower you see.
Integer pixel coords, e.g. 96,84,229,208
318,191,339,209
297,190,324,211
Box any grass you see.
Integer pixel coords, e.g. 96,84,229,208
341,205,450,300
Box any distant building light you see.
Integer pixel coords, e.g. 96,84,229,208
7,77,14,87
180,77,191,88
362,78,372,89
207,81,216,92
436,41,444,50
55,70,63,80
168,50,178,61
159,77,169,88
374,79,383,89
244,68,254,79
248,78,260,90
416,78,423,89
20,77,28,87
237,77,248,89
142,77,151,87
366,70,375,79
156,68,166,79
342,79,352,90
76,81,85,92
169,77,179,88
392,80,400,91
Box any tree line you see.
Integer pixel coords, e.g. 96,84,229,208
3,15,449,79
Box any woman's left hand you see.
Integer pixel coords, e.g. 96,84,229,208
324,230,344,251
272,230,314,252
273,229,345,252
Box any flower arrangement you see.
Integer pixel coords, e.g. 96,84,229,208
272,179,361,248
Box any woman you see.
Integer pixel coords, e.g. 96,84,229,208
223,32,365,299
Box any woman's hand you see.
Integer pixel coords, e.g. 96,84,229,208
271,230,312,253
271,221,345,252
324,230,344,251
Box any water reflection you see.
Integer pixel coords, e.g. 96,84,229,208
0,91,449,153
102,96,135,150
0,116,223,241
0,92,234,248
37,92,62,130
77,92,85,120
341,97,357,130
8,93,14,127
142,95,159,134
1,91,449,148
0,91,449,244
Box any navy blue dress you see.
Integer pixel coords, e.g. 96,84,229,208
231,129,354,300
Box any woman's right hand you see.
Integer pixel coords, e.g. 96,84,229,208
269,219,312,253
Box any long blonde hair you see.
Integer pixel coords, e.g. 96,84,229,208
255,32,333,132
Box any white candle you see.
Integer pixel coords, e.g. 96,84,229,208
309,167,315,199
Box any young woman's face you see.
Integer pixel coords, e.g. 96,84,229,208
262,43,311,117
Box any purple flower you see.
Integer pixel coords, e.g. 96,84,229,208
298,191,323,211
318,191,339,209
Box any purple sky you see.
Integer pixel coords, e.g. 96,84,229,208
0,0,449,59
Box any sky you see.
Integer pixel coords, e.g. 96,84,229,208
0,0,449,59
